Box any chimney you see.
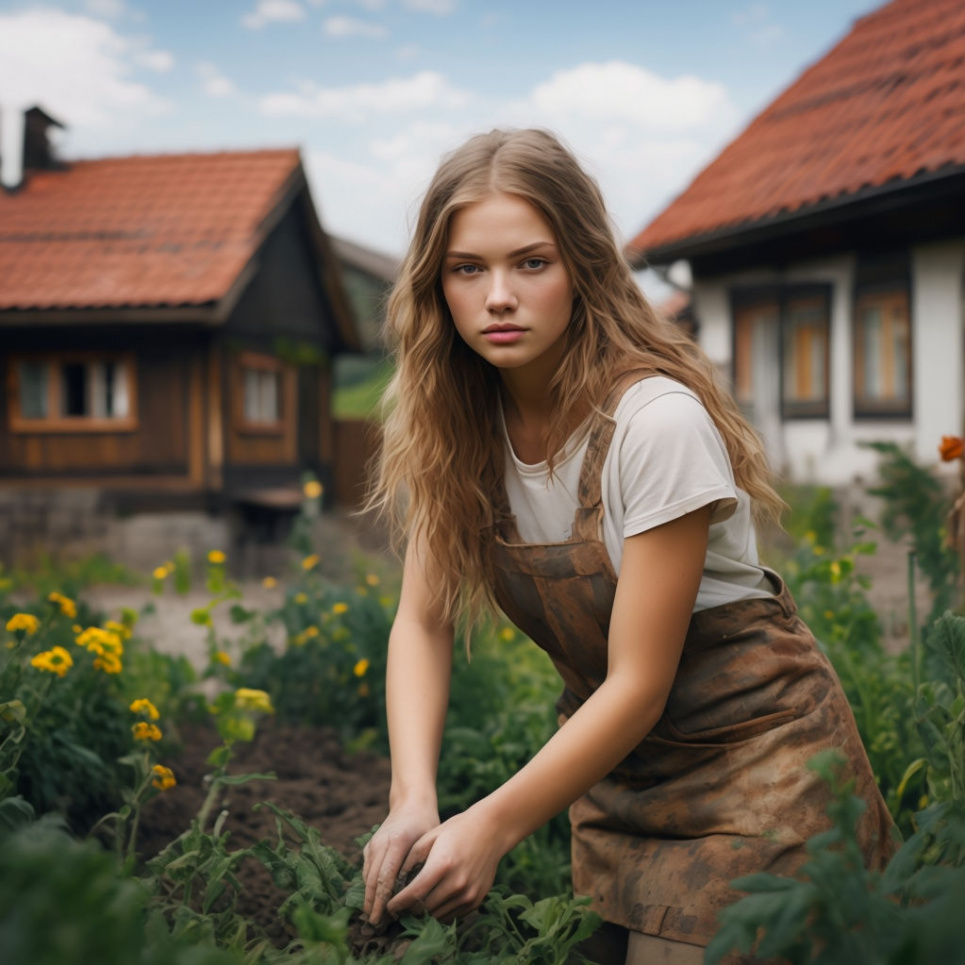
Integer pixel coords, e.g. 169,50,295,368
1,104,65,192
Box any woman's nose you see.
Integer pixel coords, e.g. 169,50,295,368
485,272,517,313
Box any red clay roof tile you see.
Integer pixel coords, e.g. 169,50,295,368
0,148,301,310
630,0,965,258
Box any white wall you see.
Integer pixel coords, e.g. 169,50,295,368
691,245,963,487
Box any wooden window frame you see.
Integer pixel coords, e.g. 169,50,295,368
852,287,913,419
233,351,288,437
8,351,139,434
780,286,832,420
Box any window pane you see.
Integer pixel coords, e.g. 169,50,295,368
260,371,279,422
243,367,281,423
734,302,778,411
61,363,88,417
19,361,49,418
782,297,828,411
244,370,261,421
855,292,910,412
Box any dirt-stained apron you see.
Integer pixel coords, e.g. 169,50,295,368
489,378,895,947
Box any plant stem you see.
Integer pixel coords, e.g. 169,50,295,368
908,549,920,695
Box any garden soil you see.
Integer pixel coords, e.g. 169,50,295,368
136,720,396,951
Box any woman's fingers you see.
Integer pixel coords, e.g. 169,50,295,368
364,836,411,924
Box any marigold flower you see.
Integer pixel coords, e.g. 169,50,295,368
301,554,320,571
151,764,176,791
332,602,348,616
105,620,132,641
303,480,323,500
234,688,274,714
129,698,160,721
262,576,277,589
499,627,515,642
30,646,73,677
132,721,162,741
939,435,965,462
152,566,169,581
48,592,77,619
294,592,308,605
76,626,124,657
353,658,370,678
207,550,226,565
94,652,123,675
214,650,231,667
6,613,39,635
365,573,380,587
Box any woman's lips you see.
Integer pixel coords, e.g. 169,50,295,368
483,326,525,344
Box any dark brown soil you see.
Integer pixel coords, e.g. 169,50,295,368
137,721,393,949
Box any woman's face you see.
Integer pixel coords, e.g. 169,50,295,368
441,192,573,383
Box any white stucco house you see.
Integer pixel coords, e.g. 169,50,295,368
628,0,964,487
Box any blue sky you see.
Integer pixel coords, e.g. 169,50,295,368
0,0,879,265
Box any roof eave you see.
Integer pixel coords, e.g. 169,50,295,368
0,304,222,326
629,162,965,268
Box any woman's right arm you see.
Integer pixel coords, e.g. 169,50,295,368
362,537,454,924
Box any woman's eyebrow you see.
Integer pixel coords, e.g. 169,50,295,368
444,241,557,260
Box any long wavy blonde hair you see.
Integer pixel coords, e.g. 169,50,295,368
369,128,783,630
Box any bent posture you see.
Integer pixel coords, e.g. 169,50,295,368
361,128,894,964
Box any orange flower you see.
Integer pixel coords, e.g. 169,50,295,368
939,435,965,462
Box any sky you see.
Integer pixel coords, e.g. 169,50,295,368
0,0,881,278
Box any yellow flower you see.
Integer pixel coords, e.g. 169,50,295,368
94,652,123,675
234,688,274,714
824,610,835,621
30,646,73,678
365,573,380,587
294,592,308,605
262,576,277,589
303,480,323,500
301,554,320,571
353,658,370,678
499,627,515,642
214,651,231,667
6,613,39,635
151,764,176,791
153,566,169,581
207,550,226,565
105,620,132,641
379,595,394,608
132,721,162,741
129,698,160,721
72,624,82,634
48,592,77,619
829,561,842,583
76,627,124,657
332,602,348,616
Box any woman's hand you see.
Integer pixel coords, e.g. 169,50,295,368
362,800,440,925
386,805,509,922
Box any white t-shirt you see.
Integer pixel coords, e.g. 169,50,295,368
500,376,774,611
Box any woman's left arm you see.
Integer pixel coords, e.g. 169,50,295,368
388,505,711,921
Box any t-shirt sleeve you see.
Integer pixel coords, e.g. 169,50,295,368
618,389,738,537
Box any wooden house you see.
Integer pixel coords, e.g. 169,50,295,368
628,0,965,487
0,110,362,568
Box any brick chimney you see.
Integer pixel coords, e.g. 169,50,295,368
1,104,65,192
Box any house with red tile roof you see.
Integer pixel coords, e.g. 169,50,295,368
0,108,363,570
629,0,965,486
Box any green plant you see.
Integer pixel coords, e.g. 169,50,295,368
864,441,960,628
707,752,965,965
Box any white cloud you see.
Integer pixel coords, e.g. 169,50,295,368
0,9,172,128
733,3,784,47
403,0,456,14
528,61,730,132
134,49,174,72
259,70,470,119
396,43,421,60
196,62,236,98
242,0,306,30
324,16,388,39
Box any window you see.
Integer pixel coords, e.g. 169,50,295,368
235,352,286,434
782,293,830,418
854,289,911,417
10,354,136,432
731,285,830,422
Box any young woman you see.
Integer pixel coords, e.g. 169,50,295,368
361,128,894,964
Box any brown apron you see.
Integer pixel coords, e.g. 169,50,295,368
490,377,895,947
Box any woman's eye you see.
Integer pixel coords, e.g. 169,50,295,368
455,264,481,275
521,258,547,270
